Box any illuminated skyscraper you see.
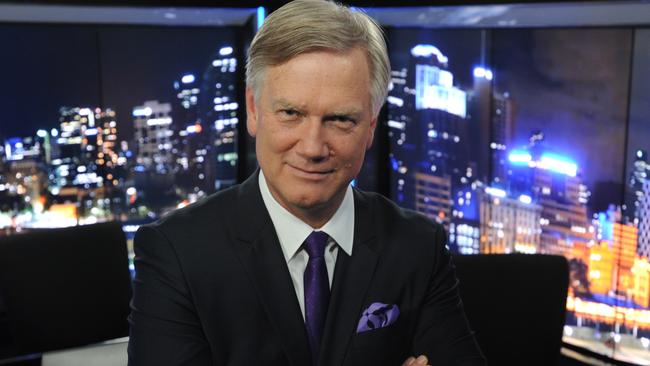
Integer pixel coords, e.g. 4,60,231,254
490,91,515,185
203,45,239,191
52,107,84,188
2,134,49,213
631,257,650,307
592,206,639,299
48,107,120,220
613,221,638,296
506,134,592,257
589,241,615,296
386,66,411,206
53,107,116,189
449,181,482,254
478,187,542,254
468,66,492,183
466,66,515,186
173,72,211,197
414,171,452,226
95,108,120,186
4,135,46,162
387,44,470,214
625,149,649,224
638,180,650,258
174,73,200,119
538,172,592,257
133,100,174,174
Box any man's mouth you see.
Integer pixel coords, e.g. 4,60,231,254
287,164,335,178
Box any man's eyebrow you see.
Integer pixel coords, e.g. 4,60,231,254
324,108,363,119
271,99,304,110
271,99,363,118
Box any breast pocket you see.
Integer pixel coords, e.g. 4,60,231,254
351,322,398,349
347,324,409,366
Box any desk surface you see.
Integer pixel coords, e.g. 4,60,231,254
42,338,128,366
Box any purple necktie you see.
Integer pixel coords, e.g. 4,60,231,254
303,231,330,366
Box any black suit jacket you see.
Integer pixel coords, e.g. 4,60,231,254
128,172,486,365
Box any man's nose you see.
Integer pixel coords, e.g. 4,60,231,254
296,117,329,161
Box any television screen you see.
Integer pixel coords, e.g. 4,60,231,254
0,5,259,235
0,4,260,357
371,2,650,364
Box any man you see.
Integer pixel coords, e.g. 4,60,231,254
127,1,486,365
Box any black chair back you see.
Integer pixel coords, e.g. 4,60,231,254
0,222,132,359
453,254,569,366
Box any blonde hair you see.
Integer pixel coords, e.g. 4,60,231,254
246,0,390,116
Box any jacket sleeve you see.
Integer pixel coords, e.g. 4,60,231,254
411,223,487,366
127,225,212,366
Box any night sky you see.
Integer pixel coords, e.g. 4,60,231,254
386,26,634,212
1,22,646,211
0,23,237,143
0,25,101,138
492,28,632,195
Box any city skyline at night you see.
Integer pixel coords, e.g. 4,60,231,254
0,22,242,230
0,24,238,143
3,18,650,365
386,27,650,363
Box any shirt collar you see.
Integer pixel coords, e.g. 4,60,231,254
258,171,354,263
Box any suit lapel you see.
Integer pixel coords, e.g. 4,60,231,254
318,189,380,366
231,171,312,366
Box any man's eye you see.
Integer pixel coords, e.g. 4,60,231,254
330,116,356,126
280,109,299,117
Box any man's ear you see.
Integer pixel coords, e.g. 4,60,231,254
365,116,377,150
245,87,258,137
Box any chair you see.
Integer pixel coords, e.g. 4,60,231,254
452,254,569,366
0,222,132,360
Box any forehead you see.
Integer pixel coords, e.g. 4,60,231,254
261,48,372,112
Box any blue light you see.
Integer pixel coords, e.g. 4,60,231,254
410,44,449,64
133,107,152,117
414,64,466,117
219,46,233,56
519,194,532,204
181,74,195,84
7,137,20,147
508,149,577,176
598,212,613,241
390,157,399,172
485,187,506,198
257,7,266,30
539,153,577,177
473,66,493,80
508,150,532,164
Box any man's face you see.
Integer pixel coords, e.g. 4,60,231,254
246,47,377,221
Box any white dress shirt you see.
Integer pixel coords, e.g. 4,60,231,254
258,171,355,320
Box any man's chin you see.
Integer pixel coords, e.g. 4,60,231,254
290,197,328,211
280,188,347,217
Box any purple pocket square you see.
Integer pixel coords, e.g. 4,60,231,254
356,302,400,333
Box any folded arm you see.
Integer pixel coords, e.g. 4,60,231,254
410,223,486,366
